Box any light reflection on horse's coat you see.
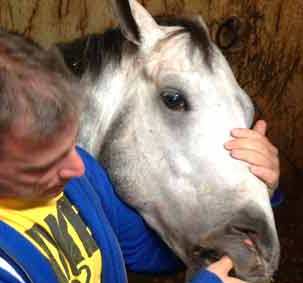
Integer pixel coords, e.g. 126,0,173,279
59,0,279,281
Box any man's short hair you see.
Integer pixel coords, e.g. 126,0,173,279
0,29,82,141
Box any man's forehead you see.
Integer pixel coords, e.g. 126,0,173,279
2,120,78,155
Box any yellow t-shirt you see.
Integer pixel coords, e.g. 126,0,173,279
0,193,102,283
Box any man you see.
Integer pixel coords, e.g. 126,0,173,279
0,30,279,283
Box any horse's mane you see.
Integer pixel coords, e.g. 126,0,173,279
58,16,213,80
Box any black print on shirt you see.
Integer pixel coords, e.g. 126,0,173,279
26,196,99,283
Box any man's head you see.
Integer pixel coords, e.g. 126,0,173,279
0,30,85,201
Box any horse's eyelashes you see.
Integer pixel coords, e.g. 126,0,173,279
160,89,189,112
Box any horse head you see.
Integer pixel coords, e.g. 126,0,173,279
60,0,280,281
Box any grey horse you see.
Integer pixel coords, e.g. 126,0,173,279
59,0,280,282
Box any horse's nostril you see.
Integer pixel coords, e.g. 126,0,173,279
231,225,260,251
244,238,254,247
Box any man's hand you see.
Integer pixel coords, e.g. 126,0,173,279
207,256,247,283
224,120,280,194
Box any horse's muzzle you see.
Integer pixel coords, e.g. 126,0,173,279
191,206,280,283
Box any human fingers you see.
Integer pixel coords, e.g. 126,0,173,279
225,278,248,283
207,256,233,275
207,257,248,283
249,165,280,192
252,120,267,136
230,148,278,171
228,130,278,156
230,148,279,189
224,137,278,158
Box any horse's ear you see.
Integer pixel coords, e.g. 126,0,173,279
109,0,163,50
109,0,141,45
194,15,211,38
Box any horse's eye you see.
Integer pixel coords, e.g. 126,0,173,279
160,89,188,111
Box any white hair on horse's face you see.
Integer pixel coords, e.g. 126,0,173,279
125,27,258,192
60,0,279,281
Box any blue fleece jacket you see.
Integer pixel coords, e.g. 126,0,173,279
0,147,221,283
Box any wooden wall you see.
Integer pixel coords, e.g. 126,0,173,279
0,0,302,282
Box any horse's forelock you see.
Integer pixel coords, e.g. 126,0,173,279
155,16,213,68
58,28,138,80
